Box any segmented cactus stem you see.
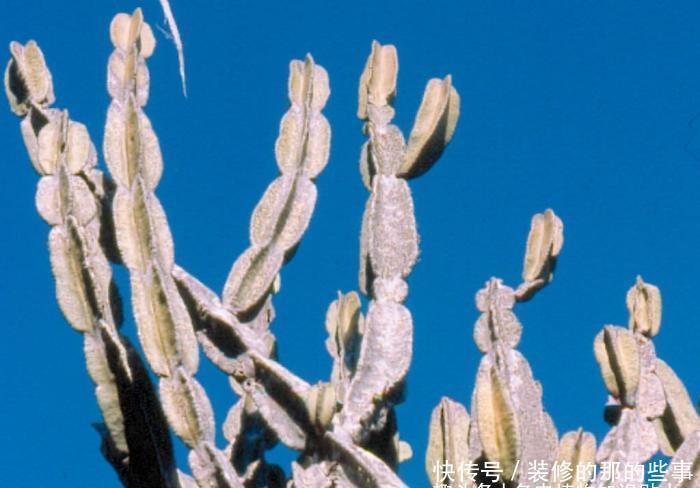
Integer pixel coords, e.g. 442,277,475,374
102,10,240,485
5,39,181,487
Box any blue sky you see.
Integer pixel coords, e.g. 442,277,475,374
1,1,699,486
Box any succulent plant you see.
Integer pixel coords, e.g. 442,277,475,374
6,6,698,488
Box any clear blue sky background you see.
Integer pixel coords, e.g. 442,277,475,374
1,1,699,486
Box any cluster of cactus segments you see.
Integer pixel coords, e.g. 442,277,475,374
5,8,467,487
426,210,700,488
591,276,700,488
426,209,566,488
5,23,184,487
6,7,699,488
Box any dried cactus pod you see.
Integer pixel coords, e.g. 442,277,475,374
399,76,460,179
49,219,107,333
160,368,216,448
249,176,317,249
425,397,471,486
554,429,596,488
594,325,641,407
4,40,54,115
306,382,338,431
474,364,521,479
224,247,285,315
521,208,564,292
509,354,559,480
84,332,129,451
326,291,363,349
129,263,196,375
325,292,364,400
277,59,330,178
109,11,155,57
358,41,398,119
35,117,95,176
103,101,163,190
361,181,414,290
626,276,662,338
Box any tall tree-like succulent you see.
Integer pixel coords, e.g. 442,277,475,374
6,7,699,488
336,40,459,454
5,36,183,487
6,7,462,485
101,11,243,486
427,210,596,488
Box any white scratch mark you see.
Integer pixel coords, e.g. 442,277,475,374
159,0,187,97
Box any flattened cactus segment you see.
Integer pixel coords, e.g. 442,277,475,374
6,37,180,487
224,55,330,316
425,397,471,487
5,40,55,115
517,208,563,300
555,429,596,488
626,276,662,338
594,325,641,407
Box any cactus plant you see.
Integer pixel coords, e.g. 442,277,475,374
4,5,699,488
426,211,700,488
